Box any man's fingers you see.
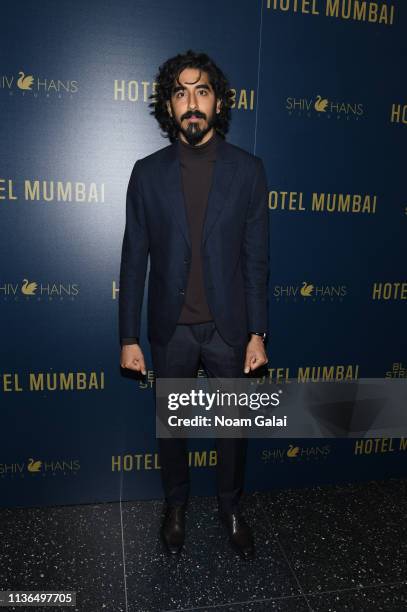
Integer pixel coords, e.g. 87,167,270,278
244,351,268,373
136,358,147,375
243,354,252,374
244,352,257,373
121,358,147,375
121,362,138,371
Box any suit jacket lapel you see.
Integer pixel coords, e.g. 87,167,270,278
202,138,237,246
161,146,191,248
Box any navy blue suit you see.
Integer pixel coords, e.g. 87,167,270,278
119,135,270,347
119,135,270,511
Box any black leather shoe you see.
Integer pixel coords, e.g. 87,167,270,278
160,503,186,555
219,510,255,560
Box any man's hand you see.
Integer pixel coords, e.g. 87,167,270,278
120,344,147,375
244,335,268,374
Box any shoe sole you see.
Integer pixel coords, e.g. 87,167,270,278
160,530,184,555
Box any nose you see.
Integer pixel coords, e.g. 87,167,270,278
188,91,198,110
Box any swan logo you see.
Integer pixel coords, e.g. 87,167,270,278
262,443,331,464
286,445,300,457
273,282,347,301
300,282,314,297
17,71,34,90
286,95,364,119
27,458,42,472
21,279,38,295
314,95,329,112
1,71,78,96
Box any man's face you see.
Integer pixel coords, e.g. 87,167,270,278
166,67,221,146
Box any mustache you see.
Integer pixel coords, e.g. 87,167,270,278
181,110,206,120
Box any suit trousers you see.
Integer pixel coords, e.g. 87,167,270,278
151,321,248,513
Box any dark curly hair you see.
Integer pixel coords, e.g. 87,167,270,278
149,49,234,143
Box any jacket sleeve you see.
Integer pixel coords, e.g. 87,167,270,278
241,157,270,335
118,160,149,345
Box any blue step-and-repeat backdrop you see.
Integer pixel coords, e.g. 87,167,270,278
1,0,406,507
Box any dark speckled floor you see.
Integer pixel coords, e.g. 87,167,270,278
0,478,406,611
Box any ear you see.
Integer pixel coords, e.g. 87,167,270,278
166,100,172,117
216,99,222,114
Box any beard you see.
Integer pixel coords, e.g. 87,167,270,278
172,102,217,146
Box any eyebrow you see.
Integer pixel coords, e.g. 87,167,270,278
172,83,212,94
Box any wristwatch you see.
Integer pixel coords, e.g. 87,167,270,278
250,331,267,342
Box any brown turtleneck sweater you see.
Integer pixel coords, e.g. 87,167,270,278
176,130,219,324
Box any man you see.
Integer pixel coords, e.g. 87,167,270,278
119,50,269,560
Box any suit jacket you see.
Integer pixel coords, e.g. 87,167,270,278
119,134,270,347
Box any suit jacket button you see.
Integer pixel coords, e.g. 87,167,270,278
184,258,189,264
179,289,185,295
